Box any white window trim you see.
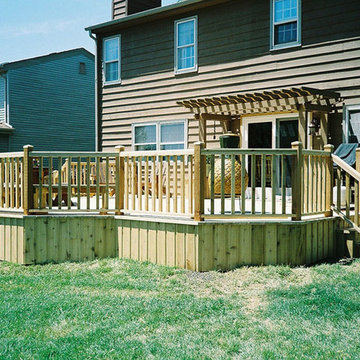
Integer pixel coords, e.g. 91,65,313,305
174,16,198,75
343,104,360,143
103,35,121,85
270,0,301,51
132,120,188,151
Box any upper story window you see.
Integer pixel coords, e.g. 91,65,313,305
134,121,186,151
175,16,198,74
271,0,301,50
0,76,7,124
103,36,121,84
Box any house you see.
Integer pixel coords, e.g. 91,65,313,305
0,48,95,153
86,0,360,153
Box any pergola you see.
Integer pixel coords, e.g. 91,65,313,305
177,86,342,148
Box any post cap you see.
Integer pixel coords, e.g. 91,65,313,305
23,145,34,150
324,144,334,152
115,145,125,152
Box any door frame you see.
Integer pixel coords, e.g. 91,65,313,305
242,113,299,149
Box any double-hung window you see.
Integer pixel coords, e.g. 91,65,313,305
134,121,186,151
271,0,301,50
175,17,197,74
103,36,121,84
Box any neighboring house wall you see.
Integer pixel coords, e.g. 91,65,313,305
98,0,360,151
6,52,95,152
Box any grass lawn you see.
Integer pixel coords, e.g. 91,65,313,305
1,259,360,359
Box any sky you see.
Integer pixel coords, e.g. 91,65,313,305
0,0,112,63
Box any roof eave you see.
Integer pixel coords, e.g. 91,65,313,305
86,0,229,34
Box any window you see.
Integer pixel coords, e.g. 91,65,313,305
175,17,197,74
271,0,301,50
134,121,186,150
344,105,360,143
79,62,86,75
103,36,121,84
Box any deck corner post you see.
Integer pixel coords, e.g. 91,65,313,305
23,145,34,215
291,141,303,221
115,145,125,215
194,142,205,221
324,144,334,217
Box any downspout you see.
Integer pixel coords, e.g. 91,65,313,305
88,30,100,152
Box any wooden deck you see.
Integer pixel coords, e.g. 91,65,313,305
1,144,360,270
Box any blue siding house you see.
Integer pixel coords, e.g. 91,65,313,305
0,48,95,152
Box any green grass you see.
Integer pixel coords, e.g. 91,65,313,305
1,259,360,359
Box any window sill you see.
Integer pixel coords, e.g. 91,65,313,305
103,80,122,87
270,42,302,52
174,67,198,76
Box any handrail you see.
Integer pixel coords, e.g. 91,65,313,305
0,152,24,158
30,151,117,157
121,149,194,157
202,148,296,156
332,154,360,182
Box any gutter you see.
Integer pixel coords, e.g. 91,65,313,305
87,30,99,152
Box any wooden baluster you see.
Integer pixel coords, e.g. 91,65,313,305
231,154,235,215
166,156,170,213
115,146,125,215
271,154,276,215
152,156,156,212
145,156,149,212
210,154,215,215
303,155,308,214
10,157,14,208
77,157,81,210
137,156,142,211
5,158,9,208
0,158,3,208
261,154,266,214
346,172,350,218
241,154,246,214
291,141,303,221
132,156,136,211
124,156,129,211
194,142,205,221
221,154,225,215
336,167,341,210
324,145,334,217
86,157,91,210
48,157,53,210
181,155,185,214
67,156,72,210
251,155,256,214
96,157,100,210
23,145,34,215
16,157,20,209
281,155,286,215
159,156,163,212
172,156,177,213
57,156,62,209
188,155,193,215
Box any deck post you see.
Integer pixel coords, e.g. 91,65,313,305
194,142,205,221
291,141,303,221
324,144,334,217
115,145,125,215
23,145,34,215
355,147,360,225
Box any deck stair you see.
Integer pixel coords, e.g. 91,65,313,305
335,228,360,258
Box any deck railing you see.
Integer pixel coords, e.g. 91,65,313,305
120,149,195,217
0,143,335,220
0,152,24,211
332,150,360,230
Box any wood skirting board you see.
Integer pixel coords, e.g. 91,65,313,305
0,214,349,270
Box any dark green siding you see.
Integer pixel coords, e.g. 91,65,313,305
7,51,95,152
